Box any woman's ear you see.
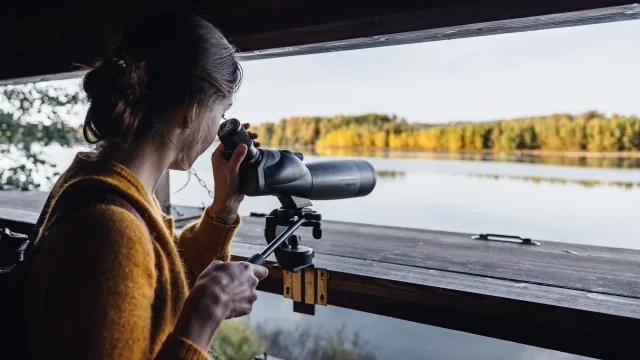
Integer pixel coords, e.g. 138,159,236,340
176,103,199,130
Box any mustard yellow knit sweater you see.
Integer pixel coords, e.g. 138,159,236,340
27,152,239,359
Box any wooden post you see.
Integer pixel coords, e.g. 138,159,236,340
155,171,171,215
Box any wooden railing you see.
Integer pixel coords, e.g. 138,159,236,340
2,190,639,358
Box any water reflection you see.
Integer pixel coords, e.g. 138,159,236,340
167,147,640,250
463,173,640,190
310,147,640,169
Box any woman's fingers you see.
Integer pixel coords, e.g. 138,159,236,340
248,131,260,147
243,122,251,130
210,143,226,167
212,142,225,155
228,144,248,171
193,261,268,322
252,265,269,280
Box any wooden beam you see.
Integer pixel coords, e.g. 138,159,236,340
155,172,171,215
236,4,640,61
230,242,640,359
0,71,85,87
232,216,640,300
1,1,639,82
2,191,639,358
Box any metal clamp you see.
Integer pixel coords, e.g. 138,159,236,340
282,266,328,315
472,233,540,246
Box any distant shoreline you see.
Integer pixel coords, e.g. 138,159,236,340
310,146,640,159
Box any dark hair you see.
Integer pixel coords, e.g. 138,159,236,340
82,11,242,148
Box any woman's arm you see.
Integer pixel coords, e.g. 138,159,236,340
177,129,257,280
39,205,210,360
177,207,240,280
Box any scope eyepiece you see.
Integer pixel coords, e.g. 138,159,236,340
217,118,261,164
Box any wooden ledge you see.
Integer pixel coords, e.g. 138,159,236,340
1,190,638,358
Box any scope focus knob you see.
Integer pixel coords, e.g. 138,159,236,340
313,226,322,239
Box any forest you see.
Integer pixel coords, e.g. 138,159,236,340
251,112,640,152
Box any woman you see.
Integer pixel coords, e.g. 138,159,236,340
26,11,267,360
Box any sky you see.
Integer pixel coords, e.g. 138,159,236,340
57,19,640,125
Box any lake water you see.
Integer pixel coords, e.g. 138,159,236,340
42,145,640,359
170,147,640,251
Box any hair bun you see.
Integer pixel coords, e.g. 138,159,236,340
82,57,148,144
83,57,147,105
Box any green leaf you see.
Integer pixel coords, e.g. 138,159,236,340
1,83,86,188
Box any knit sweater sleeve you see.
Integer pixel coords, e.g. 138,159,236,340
177,206,240,279
38,205,209,360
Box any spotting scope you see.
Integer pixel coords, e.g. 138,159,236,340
217,118,377,200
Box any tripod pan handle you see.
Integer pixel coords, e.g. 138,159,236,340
246,253,266,266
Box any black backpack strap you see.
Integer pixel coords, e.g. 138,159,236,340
0,229,30,273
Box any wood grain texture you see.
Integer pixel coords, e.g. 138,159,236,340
282,270,292,299
2,191,639,300
232,216,640,299
317,268,328,305
291,269,302,302
304,267,315,304
2,191,639,357
229,242,640,359
1,1,639,81
234,3,640,60
154,172,171,215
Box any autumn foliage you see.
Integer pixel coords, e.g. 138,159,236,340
253,112,640,152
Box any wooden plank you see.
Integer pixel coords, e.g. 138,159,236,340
229,242,640,320
233,216,640,299
229,242,640,359
304,267,315,304
282,271,292,299
154,172,171,215
0,191,640,358
1,1,639,82
2,190,640,357
235,3,640,61
291,269,302,302
0,71,84,87
317,268,328,305
0,190,203,225
0,189,51,213
0,206,39,225
2,191,640,299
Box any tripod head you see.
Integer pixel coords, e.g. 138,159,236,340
246,196,322,272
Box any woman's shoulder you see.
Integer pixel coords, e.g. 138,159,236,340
38,192,151,253
64,201,150,243
28,201,157,307
36,201,154,273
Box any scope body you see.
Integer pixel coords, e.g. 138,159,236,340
218,118,376,200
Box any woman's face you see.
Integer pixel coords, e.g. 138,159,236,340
175,98,232,169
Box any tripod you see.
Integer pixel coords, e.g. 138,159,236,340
246,196,322,272
246,196,327,315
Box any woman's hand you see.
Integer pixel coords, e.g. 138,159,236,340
174,261,268,351
210,123,260,219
